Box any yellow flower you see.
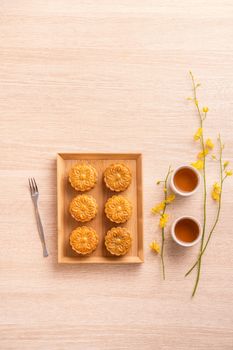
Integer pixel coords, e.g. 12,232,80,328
203,107,209,113
211,182,221,201
159,214,169,228
194,99,199,106
197,148,209,159
163,187,167,193
151,202,165,214
194,128,203,141
223,161,229,169
225,170,233,176
205,138,214,150
191,160,204,170
165,193,175,204
213,182,221,193
150,241,160,254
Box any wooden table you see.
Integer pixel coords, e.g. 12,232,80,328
0,1,233,349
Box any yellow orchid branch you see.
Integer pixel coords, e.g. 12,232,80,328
187,73,232,296
150,166,175,280
185,135,232,277
189,71,208,297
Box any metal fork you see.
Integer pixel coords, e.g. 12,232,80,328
29,178,49,257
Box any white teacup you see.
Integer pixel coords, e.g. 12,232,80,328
171,216,202,247
170,165,200,197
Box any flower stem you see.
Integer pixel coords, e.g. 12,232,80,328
189,72,207,297
160,165,172,280
161,228,165,280
185,136,223,277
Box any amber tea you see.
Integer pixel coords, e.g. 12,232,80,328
175,218,199,243
174,167,198,192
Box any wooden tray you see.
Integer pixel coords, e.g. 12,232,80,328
57,153,143,264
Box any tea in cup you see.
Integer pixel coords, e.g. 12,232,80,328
171,216,201,247
170,165,200,197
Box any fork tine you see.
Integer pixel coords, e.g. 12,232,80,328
32,178,35,192
30,178,35,193
28,178,32,194
33,178,38,192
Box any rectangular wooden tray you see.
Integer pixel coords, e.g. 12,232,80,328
57,153,143,263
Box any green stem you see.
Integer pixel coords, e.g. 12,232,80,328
189,72,207,297
161,228,165,280
185,137,223,277
160,165,171,280
192,124,207,296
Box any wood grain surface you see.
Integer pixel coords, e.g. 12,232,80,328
0,1,233,349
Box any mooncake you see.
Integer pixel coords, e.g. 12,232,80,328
105,227,132,256
69,194,98,222
70,226,99,255
104,163,132,192
69,163,97,191
105,195,132,223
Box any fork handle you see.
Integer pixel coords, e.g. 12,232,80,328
34,204,49,257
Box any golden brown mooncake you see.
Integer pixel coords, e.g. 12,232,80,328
105,195,132,223
69,163,98,191
70,226,99,255
69,194,98,222
105,227,132,256
104,163,132,192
